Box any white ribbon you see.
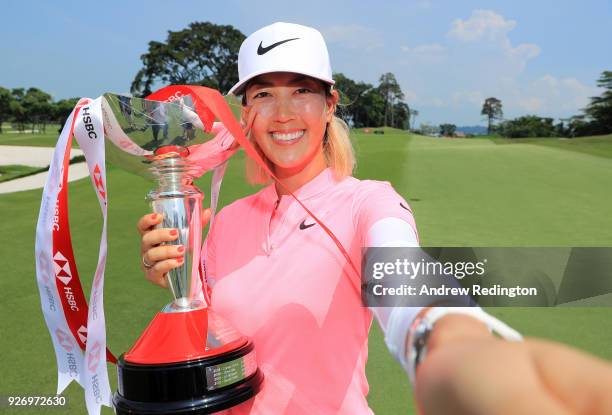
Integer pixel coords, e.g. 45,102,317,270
35,98,112,414
35,106,86,393
72,97,113,413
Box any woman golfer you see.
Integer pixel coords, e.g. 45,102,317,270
137,22,612,415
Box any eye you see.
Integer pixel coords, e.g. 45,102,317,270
295,87,312,94
252,91,270,100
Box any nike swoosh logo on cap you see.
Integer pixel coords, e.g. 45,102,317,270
299,219,316,230
257,38,300,55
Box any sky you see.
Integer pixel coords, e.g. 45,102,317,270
1,0,611,126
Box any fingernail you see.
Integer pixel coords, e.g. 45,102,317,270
150,213,158,220
177,256,184,263
177,245,184,253
170,229,178,236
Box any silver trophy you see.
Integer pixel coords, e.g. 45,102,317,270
104,93,218,310
101,91,263,415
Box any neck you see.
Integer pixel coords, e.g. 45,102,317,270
274,151,327,196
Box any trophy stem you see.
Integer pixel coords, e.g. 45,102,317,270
148,152,204,312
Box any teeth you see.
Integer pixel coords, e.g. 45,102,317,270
272,130,304,141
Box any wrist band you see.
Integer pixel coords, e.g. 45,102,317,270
406,307,523,384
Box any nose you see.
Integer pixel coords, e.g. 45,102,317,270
273,95,297,123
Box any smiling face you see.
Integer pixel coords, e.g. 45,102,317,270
242,72,338,177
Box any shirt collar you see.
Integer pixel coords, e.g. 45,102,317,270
261,167,339,205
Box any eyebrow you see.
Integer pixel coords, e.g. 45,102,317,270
248,75,315,90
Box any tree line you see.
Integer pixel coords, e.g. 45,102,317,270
480,71,612,138
130,22,416,129
2,21,609,138
0,72,417,133
333,72,417,129
1,22,415,133
0,87,78,134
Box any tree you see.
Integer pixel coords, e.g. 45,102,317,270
497,115,556,138
52,98,80,131
333,73,370,105
377,73,404,127
440,123,457,136
10,88,27,133
566,115,591,137
0,87,12,134
555,120,569,137
23,88,53,133
481,97,503,134
392,101,411,130
582,70,612,135
333,72,373,127
131,22,245,97
355,88,386,128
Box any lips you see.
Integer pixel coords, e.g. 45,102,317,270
270,129,305,145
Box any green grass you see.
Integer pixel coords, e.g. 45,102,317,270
0,156,84,183
489,134,612,160
355,131,612,413
0,124,67,147
1,130,612,414
0,165,47,183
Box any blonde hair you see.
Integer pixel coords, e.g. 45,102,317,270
245,110,356,185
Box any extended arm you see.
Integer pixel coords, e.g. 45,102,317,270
365,217,522,384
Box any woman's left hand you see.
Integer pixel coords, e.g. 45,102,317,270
415,314,612,415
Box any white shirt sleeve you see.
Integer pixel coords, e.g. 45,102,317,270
365,217,424,374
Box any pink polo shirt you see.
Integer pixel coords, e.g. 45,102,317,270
204,167,419,414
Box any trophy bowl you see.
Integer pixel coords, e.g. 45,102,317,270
101,90,263,414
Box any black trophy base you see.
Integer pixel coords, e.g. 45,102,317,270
113,341,263,415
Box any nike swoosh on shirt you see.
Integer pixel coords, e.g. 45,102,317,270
257,38,300,55
299,219,316,230
400,202,412,213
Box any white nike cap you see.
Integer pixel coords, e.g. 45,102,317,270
228,22,334,96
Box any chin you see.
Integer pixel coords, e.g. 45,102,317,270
271,159,308,172
265,148,314,172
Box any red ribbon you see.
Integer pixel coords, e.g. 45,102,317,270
53,100,116,364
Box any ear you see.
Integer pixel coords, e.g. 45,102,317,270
325,89,339,123
240,105,251,128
